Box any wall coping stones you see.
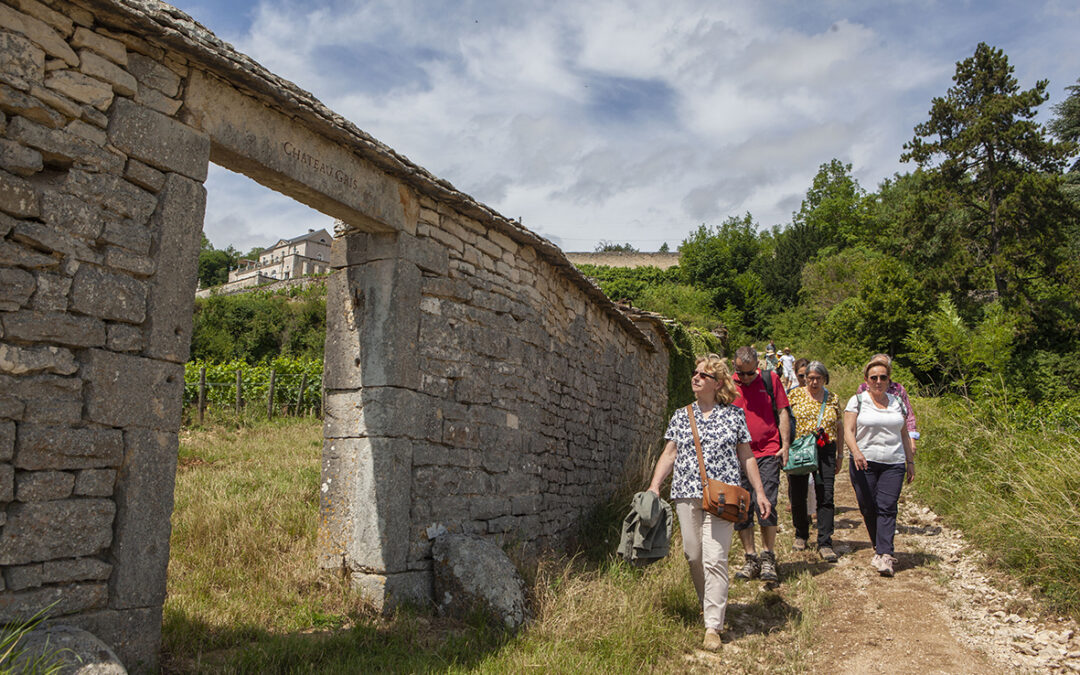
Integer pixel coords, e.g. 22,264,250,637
77,0,662,351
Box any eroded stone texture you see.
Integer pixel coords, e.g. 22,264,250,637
6,625,126,675
15,469,75,501
0,31,46,84
70,264,146,323
0,499,115,565
73,468,116,496
432,533,529,629
0,343,77,376
81,349,183,430
0,582,107,623
14,424,123,470
0,267,35,309
1,309,105,347
43,557,113,583
108,97,208,181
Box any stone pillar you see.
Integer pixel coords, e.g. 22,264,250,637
319,231,429,609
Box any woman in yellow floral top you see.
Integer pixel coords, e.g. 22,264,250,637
786,361,844,562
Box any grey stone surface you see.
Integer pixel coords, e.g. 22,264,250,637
123,159,164,192
0,582,107,623
15,469,75,501
81,349,184,430
142,173,204,363
351,570,433,613
1,373,83,424
73,468,117,496
109,429,177,609
28,271,70,310
0,499,115,565
43,557,113,583
44,70,113,109
0,30,45,84
0,419,13,459
0,310,105,347
0,239,58,268
7,115,123,173
64,169,157,223
63,606,162,673
72,26,128,65
78,49,137,96
432,533,529,629
105,323,143,352
126,52,179,96
107,97,209,181
42,190,105,239
318,436,412,574
323,387,441,442
0,3,77,66
14,424,124,470
0,137,44,175
8,624,127,675
0,462,13,501
12,218,103,264
70,264,146,323
3,563,43,590
100,217,151,255
0,343,78,376
0,83,65,129
0,266,35,309
0,169,40,217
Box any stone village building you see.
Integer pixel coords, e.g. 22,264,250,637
0,0,673,670
226,227,331,284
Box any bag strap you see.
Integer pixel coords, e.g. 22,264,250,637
814,390,828,428
686,404,711,493
760,369,781,427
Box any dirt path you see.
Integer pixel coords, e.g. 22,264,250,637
785,471,1080,674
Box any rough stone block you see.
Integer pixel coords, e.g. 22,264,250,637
124,158,164,192
0,582,107,623
12,219,101,264
127,52,179,96
0,138,43,176
82,349,184,430
1,374,82,424
73,468,115,496
64,118,107,145
351,570,432,614
42,557,112,583
77,50,136,96
63,606,162,673
0,83,65,128
323,387,441,442
103,245,154,276
28,271,69,310
0,31,45,84
71,27,126,65
41,190,104,239
109,429,177,609
44,70,112,110
0,310,105,347
143,173,204,363
0,4,77,66
28,82,81,118
0,239,57,269
318,436,412,575
3,563,43,590
0,267,35,310
70,264,146,323
14,424,123,470
100,216,151,254
64,169,157,222
0,499,115,565
0,343,77,376
0,169,39,217
108,97,209,181
15,469,74,501
0,420,13,459
7,115,123,173
7,0,74,38
135,83,181,116
0,462,12,501
6,625,125,675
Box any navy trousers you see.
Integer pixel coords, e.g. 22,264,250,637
848,460,906,556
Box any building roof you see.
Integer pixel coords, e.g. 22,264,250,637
268,228,332,250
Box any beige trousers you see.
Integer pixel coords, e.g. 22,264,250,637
674,498,735,631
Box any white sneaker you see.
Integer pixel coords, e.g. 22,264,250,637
871,553,882,570
878,554,896,577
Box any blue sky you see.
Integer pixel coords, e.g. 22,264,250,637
171,0,1080,253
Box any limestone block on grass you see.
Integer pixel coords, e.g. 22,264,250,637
82,349,183,430
0,267,35,310
73,468,116,496
77,50,136,97
0,169,40,217
0,499,115,565
44,70,112,110
14,424,123,470
71,27,126,65
351,570,432,613
7,115,123,173
0,4,77,66
0,32,45,84
65,169,157,223
42,557,112,583
61,606,163,673
70,264,146,323
432,533,529,629
6,625,125,675
108,97,209,181
28,271,69,311
0,310,105,347
109,428,177,609
0,137,43,176
0,582,107,623
15,469,75,501
0,343,77,376
143,173,205,363
126,52,179,97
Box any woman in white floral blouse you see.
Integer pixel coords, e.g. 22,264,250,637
648,354,771,652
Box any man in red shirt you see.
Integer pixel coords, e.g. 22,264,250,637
731,345,792,583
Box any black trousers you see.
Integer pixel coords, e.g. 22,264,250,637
787,441,837,547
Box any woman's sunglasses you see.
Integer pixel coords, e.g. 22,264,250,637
868,374,889,382
691,370,718,381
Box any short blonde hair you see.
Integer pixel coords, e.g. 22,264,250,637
863,355,892,380
695,354,738,405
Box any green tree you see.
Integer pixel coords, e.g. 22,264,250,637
1048,78,1080,202
900,43,1077,314
594,241,638,252
197,235,240,288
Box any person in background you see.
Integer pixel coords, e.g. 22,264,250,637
788,358,810,393
855,353,920,452
647,354,771,651
786,361,844,562
844,355,915,577
731,346,791,584
780,348,796,389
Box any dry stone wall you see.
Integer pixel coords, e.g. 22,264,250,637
0,0,673,669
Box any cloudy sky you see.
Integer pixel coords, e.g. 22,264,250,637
170,0,1080,254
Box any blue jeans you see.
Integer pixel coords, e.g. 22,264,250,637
848,460,906,556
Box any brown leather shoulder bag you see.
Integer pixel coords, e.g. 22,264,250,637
686,404,751,523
